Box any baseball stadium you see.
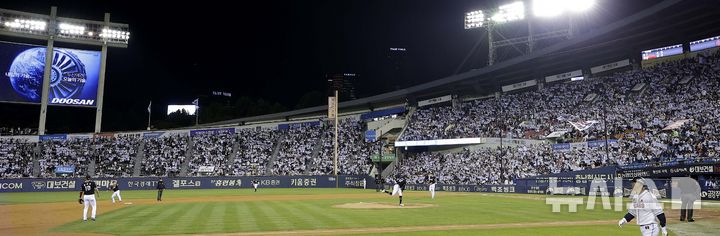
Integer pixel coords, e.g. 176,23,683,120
1,0,720,235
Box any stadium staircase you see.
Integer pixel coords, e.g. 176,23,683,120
179,137,194,176
265,133,285,175
132,141,146,176
304,138,324,175
396,107,416,141
88,157,96,177
87,144,98,176
32,143,41,177
226,140,240,171
381,152,402,178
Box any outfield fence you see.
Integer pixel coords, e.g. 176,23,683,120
0,175,373,192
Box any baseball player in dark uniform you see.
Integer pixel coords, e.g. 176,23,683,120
252,179,259,192
157,178,165,201
110,183,122,203
382,177,407,207
79,175,99,222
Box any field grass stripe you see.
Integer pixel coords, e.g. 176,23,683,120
124,203,186,235
233,202,260,232
246,201,276,231
222,202,236,233
202,202,227,233
293,201,358,228
272,201,325,230
167,202,209,234
255,201,293,231
262,201,306,230
188,202,215,233
101,204,163,233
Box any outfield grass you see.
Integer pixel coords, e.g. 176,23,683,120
0,188,369,204
1,189,710,235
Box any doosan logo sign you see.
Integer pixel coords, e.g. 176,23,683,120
51,98,95,106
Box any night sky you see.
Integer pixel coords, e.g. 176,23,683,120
0,0,658,132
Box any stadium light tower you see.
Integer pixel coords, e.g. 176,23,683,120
491,1,525,23
0,7,129,134
464,0,593,66
533,0,595,17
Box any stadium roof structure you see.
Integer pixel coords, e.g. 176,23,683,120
207,0,720,126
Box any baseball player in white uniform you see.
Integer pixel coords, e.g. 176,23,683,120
110,183,122,203
618,178,668,236
382,178,406,206
427,174,436,199
252,179,259,192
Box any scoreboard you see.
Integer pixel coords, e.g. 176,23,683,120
641,44,683,60
690,35,720,52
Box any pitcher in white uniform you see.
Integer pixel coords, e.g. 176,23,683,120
618,177,668,236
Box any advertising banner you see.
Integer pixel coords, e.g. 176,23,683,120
501,79,537,92
545,70,583,83
0,175,375,192
55,165,76,174
198,166,215,173
395,138,483,147
141,132,164,139
39,134,67,141
591,59,630,74
360,106,406,120
0,41,101,107
277,121,321,130
189,128,235,137
418,95,452,107
328,96,337,119
365,130,376,142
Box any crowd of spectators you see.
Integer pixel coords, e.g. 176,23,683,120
0,139,34,178
393,51,720,184
271,126,322,176
142,135,188,177
38,139,92,177
402,51,720,146
188,133,235,176
313,118,376,175
94,136,140,177
226,128,279,176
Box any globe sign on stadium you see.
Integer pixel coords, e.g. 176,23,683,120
1,41,101,107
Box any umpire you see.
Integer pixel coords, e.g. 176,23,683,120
680,176,700,222
157,178,165,201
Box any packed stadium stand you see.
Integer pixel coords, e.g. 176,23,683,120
1,50,719,182
0,58,715,182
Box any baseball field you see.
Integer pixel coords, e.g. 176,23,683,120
1,188,718,235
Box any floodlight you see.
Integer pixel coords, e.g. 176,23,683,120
533,0,563,17
59,22,85,35
567,0,595,12
533,0,595,17
100,27,130,40
464,9,484,29
491,2,524,23
4,19,46,31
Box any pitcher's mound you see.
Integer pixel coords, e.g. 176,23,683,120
334,202,436,209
